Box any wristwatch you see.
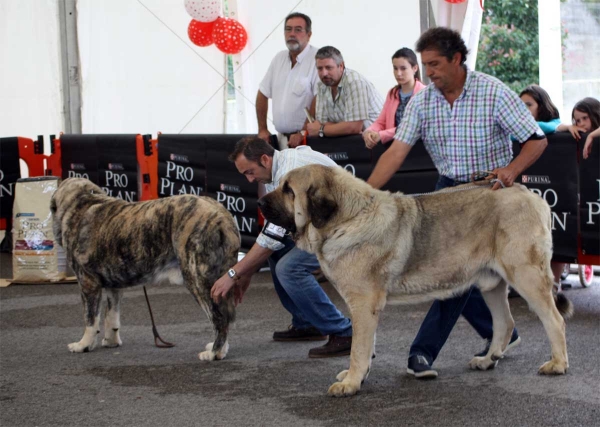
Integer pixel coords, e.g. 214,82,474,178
319,124,325,138
227,268,238,280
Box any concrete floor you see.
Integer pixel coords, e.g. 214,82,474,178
1,252,599,427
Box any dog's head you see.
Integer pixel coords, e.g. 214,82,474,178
50,178,106,247
258,165,339,240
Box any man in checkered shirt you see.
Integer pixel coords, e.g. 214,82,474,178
305,46,384,139
367,27,548,379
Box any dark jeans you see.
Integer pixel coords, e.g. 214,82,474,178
408,176,518,364
268,236,352,337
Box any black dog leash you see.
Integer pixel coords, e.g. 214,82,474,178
143,286,175,348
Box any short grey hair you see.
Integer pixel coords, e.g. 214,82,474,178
315,46,344,65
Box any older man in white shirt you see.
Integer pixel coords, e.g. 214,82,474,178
256,12,319,149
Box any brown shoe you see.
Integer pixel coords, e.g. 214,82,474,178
308,335,352,358
273,325,327,342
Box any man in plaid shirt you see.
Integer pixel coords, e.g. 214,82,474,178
367,27,548,379
304,46,383,140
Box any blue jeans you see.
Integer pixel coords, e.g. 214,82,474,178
268,237,352,337
409,176,518,363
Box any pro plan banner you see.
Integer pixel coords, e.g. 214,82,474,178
579,135,600,256
382,170,440,195
60,135,140,201
157,134,206,198
97,135,139,201
0,137,20,222
307,135,372,180
205,135,260,250
60,135,99,185
371,138,436,173
514,134,578,262
372,139,438,194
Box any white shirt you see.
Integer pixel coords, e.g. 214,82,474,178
256,146,338,251
259,45,319,134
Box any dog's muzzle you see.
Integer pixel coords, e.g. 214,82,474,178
258,196,296,233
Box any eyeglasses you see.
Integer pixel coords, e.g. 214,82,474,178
284,27,306,34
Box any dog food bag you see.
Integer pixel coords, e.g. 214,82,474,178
12,177,66,282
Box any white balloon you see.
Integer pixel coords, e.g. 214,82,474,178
184,0,221,23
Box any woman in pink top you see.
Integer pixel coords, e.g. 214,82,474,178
362,48,426,149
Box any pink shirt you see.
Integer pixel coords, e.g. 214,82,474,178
366,80,427,143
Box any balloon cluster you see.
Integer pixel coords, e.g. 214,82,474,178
185,0,248,54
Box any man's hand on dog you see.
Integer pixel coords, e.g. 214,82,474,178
211,274,251,305
489,165,518,191
233,276,251,306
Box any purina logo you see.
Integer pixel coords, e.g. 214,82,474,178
326,152,349,161
108,163,124,171
522,175,551,184
220,183,241,193
70,163,86,170
170,153,189,163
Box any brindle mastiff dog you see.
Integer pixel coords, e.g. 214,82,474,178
51,178,240,361
258,164,572,397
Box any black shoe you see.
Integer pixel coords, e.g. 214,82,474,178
407,355,438,379
273,325,327,342
308,335,352,358
475,335,521,358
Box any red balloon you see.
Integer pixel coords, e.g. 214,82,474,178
212,17,248,55
188,19,215,47
445,0,467,3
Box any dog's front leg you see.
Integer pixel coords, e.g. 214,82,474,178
328,290,386,397
69,278,103,353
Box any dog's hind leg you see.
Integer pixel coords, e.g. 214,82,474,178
180,263,235,362
102,288,123,348
328,289,386,397
198,297,232,361
469,278,514,371
69,276,102,353
511,266,568,375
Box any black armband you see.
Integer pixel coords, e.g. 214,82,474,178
261,221,288,242
525,129,547,141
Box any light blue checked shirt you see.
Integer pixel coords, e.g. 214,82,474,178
394,69,543,183
256,146,338,251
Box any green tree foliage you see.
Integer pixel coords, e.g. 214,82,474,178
476,0,539,93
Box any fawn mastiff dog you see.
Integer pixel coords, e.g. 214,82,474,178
258,164,572,397
51,178,240,361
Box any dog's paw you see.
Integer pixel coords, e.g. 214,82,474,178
328,380,360,397
538,359,567,375
102,337,122,348
68,341,92,353
336,370,349,381
468,356,498,371
198,341,229,361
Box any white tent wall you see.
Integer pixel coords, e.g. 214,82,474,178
77,0,227,134
0,0,63,141
0,0,490,140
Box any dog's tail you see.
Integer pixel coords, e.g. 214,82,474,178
554,292,574,320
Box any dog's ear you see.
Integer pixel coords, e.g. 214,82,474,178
307,184,337,229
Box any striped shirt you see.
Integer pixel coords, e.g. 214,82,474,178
257,146,338,251
394,69,543,183
316,68,384,130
